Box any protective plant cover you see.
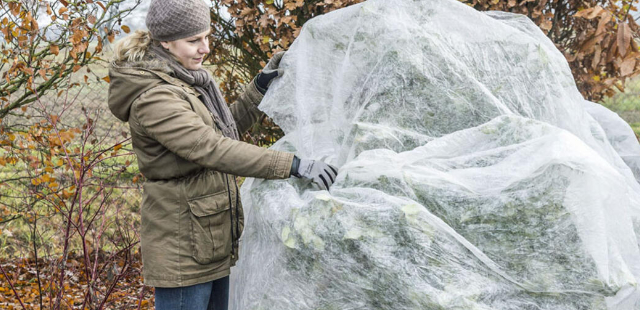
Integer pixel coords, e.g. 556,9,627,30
230,0,640,309
582,100,640,183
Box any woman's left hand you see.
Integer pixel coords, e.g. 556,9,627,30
255,51,285,94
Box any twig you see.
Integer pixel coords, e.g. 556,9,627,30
137,284,147,310
32,214,44,309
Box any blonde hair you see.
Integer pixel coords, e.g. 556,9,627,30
112,30,153,62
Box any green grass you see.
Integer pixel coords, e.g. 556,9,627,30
600,77,640,136
0,142,139,259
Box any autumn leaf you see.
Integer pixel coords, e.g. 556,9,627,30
9,2,21,16
617,23,632,57
620,56,636,76
122,25,131,33
540,19,552,32
579,35,598,54
102,76,111,83
50,45,59,56
574,6,603,19
592,45,602,69
38,69,48,80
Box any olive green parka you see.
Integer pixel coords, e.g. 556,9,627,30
108,54,294,288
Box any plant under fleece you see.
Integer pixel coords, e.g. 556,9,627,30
231,1,640,309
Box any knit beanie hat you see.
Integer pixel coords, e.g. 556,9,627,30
146,0,211,42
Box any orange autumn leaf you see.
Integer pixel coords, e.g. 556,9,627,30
49,44,59,55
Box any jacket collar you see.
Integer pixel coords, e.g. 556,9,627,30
111,54,200,96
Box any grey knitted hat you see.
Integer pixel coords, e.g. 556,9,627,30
146,0,211,42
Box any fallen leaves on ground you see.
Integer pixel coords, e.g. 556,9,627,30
0,252,154,309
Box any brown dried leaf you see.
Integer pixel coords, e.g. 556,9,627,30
285,2,298,10
39,69,47,80
95,39,103,54
574,6,603,19
9,2,21,16
595,11,611,36
49,45,59,56
121,25,130,33
540,19,552,32
579,35,599,54
592,45,602,69
617,23,631,57
620,55,637,76
240,7,254,17
607,37,618,63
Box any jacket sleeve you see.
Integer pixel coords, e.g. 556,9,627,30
133,85,293,179
228,78,266,134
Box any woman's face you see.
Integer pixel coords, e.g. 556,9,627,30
160,29,211,70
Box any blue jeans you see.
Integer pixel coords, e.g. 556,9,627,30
155,276,229,310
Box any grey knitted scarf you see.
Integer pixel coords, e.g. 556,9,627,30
149,44,240,140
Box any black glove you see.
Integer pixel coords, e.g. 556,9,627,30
290,156,339,191
255,51,285,94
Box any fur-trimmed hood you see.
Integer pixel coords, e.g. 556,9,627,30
107,53,175,122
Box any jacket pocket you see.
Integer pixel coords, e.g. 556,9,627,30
187,191,231,264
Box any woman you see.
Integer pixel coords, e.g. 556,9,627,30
107,0,338,309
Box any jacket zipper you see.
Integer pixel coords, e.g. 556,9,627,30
224,173,237,260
